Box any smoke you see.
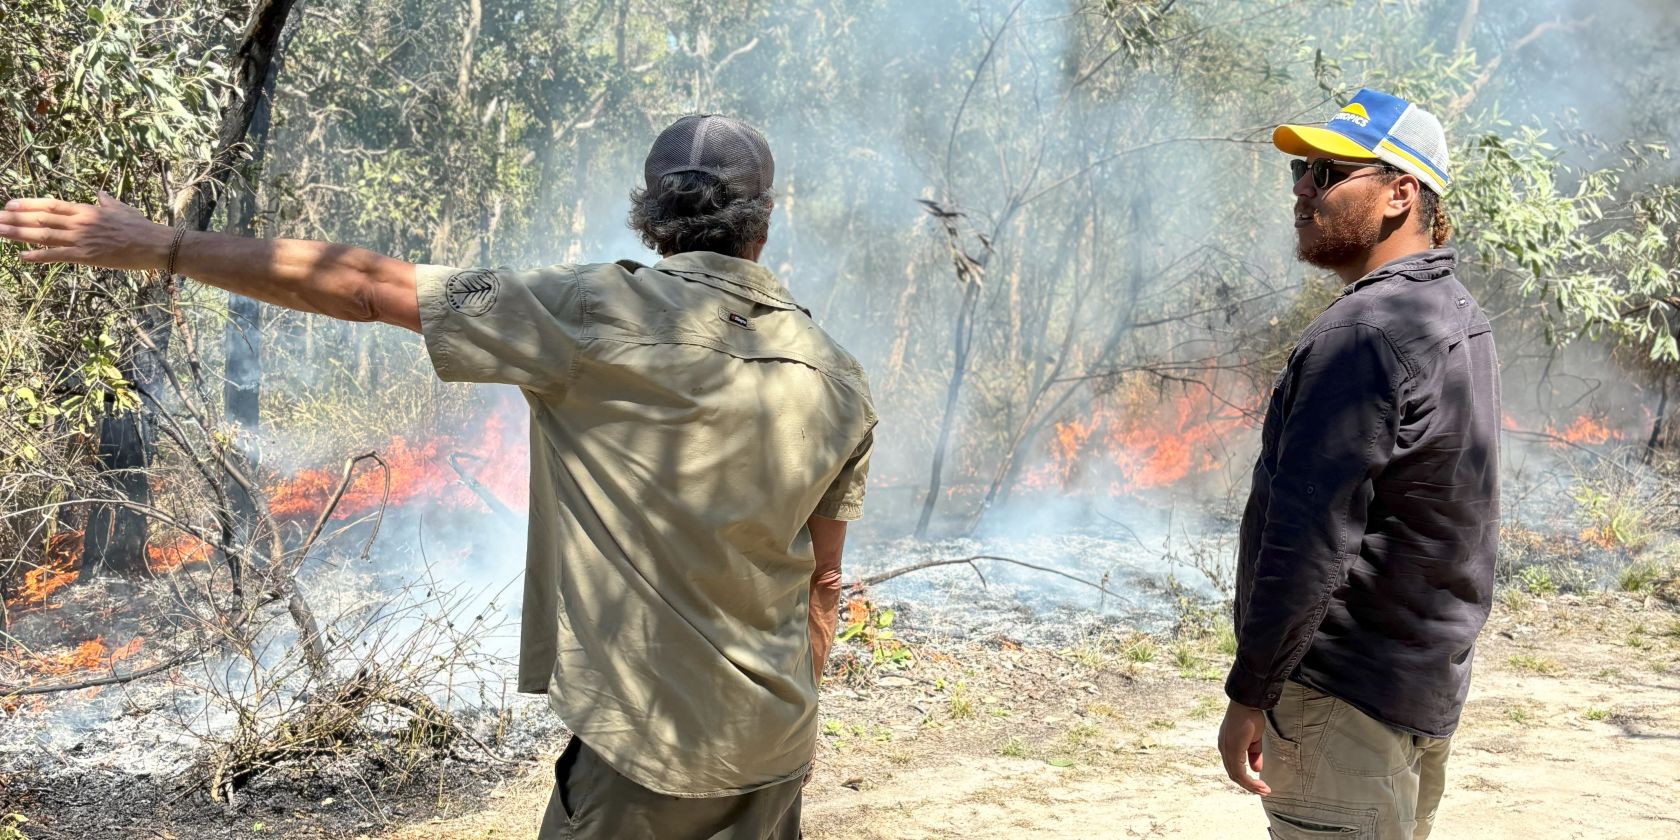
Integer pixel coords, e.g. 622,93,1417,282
10,1,1676,770
255,0,1680,609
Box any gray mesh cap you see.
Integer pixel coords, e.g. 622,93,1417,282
643,114,775,198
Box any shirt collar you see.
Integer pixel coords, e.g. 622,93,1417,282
654,251,805,313
1340,247,1458,297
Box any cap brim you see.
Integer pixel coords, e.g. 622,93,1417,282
1272,124,1379,161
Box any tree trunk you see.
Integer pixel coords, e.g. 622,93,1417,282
81,407,153,576
914,280,982,539
1454,0,1480,56
984,184,1141,514
1645,373,1669,464
82,0,304,577
355,324,371,385
224,9,297,556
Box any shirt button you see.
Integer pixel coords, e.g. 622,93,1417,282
1305,483,1316,496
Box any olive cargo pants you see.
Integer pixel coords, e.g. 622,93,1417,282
538,737,803,840
1259,681,1452,839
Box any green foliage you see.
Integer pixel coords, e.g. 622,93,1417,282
1571,481,1653,552
1214,623,1237,657
1,0,225,563
1456,131,1680,362
947,680,974,720
1517,565,1560,597
1618,561,1664,593
1122,635,1157,663
1058,638,1110,670
0,813,26,840
1507,654,1560,676
838,599,913,668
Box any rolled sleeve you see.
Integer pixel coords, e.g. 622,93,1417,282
813,426,874,521
1226,324,1404,709
416,263,588,394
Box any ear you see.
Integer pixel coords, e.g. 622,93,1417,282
1382,174,1420,221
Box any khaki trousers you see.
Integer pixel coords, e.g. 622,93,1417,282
538,737,803,840
1259,681,1451,840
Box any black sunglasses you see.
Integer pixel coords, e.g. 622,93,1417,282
1290,158,1399,190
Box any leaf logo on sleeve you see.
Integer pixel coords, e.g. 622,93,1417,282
445,269,499,316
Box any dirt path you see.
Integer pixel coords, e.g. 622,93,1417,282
380,595,1680,840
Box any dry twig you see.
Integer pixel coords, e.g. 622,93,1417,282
851,554,1133,606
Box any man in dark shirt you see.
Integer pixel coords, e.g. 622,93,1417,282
1217,89,1500,840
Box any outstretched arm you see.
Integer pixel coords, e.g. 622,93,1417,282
0,193,419,331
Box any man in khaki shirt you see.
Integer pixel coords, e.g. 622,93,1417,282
0,113,874,839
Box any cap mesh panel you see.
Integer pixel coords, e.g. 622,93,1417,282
644,114,774,197
1388,106,1450,189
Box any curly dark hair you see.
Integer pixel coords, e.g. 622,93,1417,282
627,171,774,258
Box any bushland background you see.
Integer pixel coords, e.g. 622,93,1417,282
3,1,1679,838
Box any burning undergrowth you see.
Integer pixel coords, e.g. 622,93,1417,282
847,375,1675,654
1019,387,1255,498
0,392,548,826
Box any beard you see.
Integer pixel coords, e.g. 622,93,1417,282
1295,201,1382,270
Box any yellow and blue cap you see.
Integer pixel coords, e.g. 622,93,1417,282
1274,88,1451,194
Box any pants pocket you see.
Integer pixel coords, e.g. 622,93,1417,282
554,737,587,826
1262,681,1338,790
1268,815,1362,837
1272,682,1339,742
1322,703,1413,777
1263,798,1377,839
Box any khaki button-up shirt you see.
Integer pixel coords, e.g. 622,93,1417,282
416,251,875,796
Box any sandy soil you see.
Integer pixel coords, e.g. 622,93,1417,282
376,593,1680,840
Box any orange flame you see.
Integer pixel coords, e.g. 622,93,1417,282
6,411,527,618
1547,415,1616,446
11,530,81,609
17,635,145,679
267,411,528,523
1023,390,1249,495
147,535,214,574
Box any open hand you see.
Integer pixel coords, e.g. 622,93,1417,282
0,192,172,271
1217,700,1272,795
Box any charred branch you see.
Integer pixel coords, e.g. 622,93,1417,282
447,453,520,524
850,554,1133,607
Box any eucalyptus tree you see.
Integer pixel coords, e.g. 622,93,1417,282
1,0,229,580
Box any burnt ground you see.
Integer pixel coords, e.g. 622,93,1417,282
3,561,1677,839
0,696,567,840
0,560,561,840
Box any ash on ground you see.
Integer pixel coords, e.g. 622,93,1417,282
0,540,564,839
850,525,1235,648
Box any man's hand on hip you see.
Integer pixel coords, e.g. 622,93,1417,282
0,193,171,270
1217,699,1272,796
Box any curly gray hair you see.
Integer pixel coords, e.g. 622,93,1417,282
627,171,773,258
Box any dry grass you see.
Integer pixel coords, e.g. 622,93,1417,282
1507,654,1561,676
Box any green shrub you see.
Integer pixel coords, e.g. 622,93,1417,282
1517,566,1559,597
